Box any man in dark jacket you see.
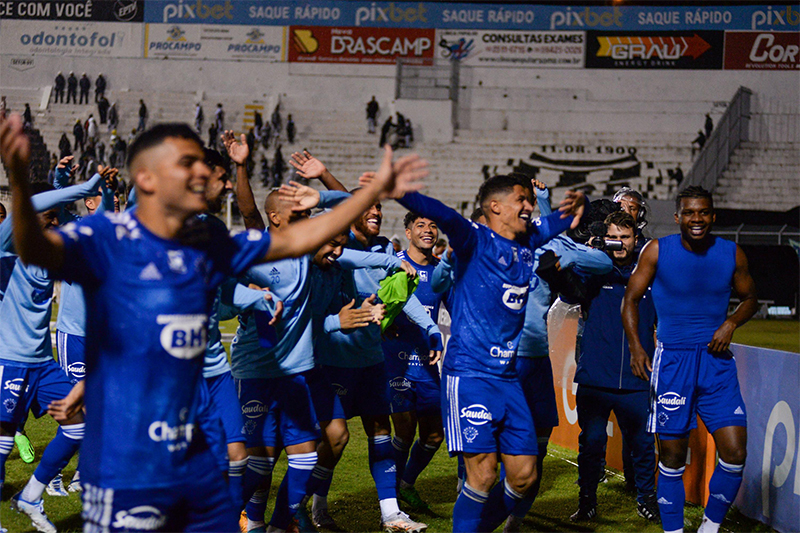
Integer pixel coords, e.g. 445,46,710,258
73,119,85,152
97,95,110,124
571,210,659,523
79,73,91,105
54,72,65,104
67,72,78,104
95,73,106,102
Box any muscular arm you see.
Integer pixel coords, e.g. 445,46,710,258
622,239,659,380
235,162,265,231
707,245,758,353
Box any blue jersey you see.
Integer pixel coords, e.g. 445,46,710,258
230,255,314,380
54,210,271,489
652,234,736,345
397,192,572,380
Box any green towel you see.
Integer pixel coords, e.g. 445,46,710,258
377,271,419,333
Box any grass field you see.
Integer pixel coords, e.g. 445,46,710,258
10,317,790,532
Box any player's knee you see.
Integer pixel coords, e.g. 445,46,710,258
423,432,443,448
470,468,497,491
659,448,688,469
507,462,536,494
328,427,349,453
228,443,248,462
719,446,746,466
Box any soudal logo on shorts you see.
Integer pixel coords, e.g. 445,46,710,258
67,362,86,379
3,378,25,398
332,383,348,397
658,392,687,411
501,283,527,311
242,400,267,419
112,506,167,530
389,377,411,391
460,404,492,426
157,314,208,360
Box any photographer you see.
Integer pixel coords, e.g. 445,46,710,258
570,211,659,523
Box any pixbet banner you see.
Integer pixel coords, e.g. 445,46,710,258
288,26,434,65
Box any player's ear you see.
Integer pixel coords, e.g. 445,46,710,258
133,167,156,195
489,198,502,216
405,228,412,241
267,210,281,228
674,211,679,224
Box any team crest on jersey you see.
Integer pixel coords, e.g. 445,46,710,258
3,378,25,398
3,398,16,413
521,248,533,266
167,251,187,274
658,412,669,426
501,284,527,310
244,419,258,434
156,314,207,359
112,505,167,530
463,427,479,443
419,270,428,283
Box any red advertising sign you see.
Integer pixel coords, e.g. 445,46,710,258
724,31,800,70
288,26,434,65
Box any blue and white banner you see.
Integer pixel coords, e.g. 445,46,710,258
733,343,800,533
144,1,799,32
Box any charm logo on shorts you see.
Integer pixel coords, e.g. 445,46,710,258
242,400,267,419
112,506,167,530
157,314,208,359
501,284,527,310
3,378,25,398
389,377,411,391
460,404,492,426
463,427,479,443
658,392,686,412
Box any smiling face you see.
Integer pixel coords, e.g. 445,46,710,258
37,208,59,230
353,202,383,240
617,195,641,222
406,217,438,254
488,184,534,239
312,232,348,270
205,164,232,214
676,196,715,243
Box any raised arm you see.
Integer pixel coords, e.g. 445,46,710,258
707,245,758,353
622,239,659,380
431,250,455,294
533,180,552,216
337,247,401,271
0,113,65,271
554,238,613,276
224,130,265,231
397,193,476,258
289,150,347,192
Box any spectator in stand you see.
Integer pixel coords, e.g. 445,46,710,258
109,130,119,167
208,122,218,151
59,132,72,159
246,128,256,160
405,119,414,147
286,114,296,144
97,141,106,164
22,104,33,128
271,104,281,140
86,115,98,144
137,99,148,132
692,130,706,158
54,72,66,104
379,116,393,147
272,144,286,187
97,95,110,125
73,119,85,153
366,96,379,134
260,155,270,187
261,121,272,150
194,103,204,134
254,109,263,133
79,73,91,105
66,72,78,104
704,113,713,138
95,73,106,103
214,103,224,132
126,128,137,149
46,155,58,185
108,101,119,132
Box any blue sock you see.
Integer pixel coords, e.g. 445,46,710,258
402,440,439,487
479,478,524,532
245,456,275,522
391,436,410,486
511,441,548,519
23,424,83,502
307,465,333,500
452,482,488,533
270,452,318,530
457,454,466,493
228,458,247,510
0,435,14,486
705,459,744,525
368,435,397,501
658,462,686,533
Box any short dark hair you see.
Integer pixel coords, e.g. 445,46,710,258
676,186,713,211
30,181,55,196
605,210,636,230
403,211,423,228
478,175,527,210
204,147,230,176
470,206,484,222
127,123,203,168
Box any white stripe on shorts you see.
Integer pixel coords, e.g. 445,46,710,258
647,341,664,434
446,375,462,453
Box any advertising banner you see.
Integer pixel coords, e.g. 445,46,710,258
145,23,285,61
0,0,143,22
288,26,434,65
436,29,583,67
145,1,799,32
724,31,800,70
733,344,800,533
0,20,143,57
585,31,724,69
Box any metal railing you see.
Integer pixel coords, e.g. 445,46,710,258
680,86,752,194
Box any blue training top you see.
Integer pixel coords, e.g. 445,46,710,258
652,234,736,346
55,210,271,489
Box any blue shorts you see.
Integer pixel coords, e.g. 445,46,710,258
206,371,245,445
649,343,747,438
56,330,86,384
306,366,346,423
516,356,559,432
386,373,441,416
82,450,236,532
235,373,319,449
0,359,73,424
315,363,390,421
442,372,538,457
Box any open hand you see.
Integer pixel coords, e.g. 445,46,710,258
289,150,327,179
222,130,249,165
278,181,320,212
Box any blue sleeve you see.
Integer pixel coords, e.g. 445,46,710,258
54,215,113,285
536,187,552,216
323,314,341,334
337,248,401,271
96,181,116,215
430,254,454,294
209,227,272,281
549,238,613,275
402,294,441,337
318,190,351,209
397,192,477,260
219,278,278,317
53,165,72,190
528,211,573,251
125,186,137,211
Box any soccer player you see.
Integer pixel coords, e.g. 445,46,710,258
395,175,585,533
385,212,448,512
622,186,758,533
0,112,426,531
571,210,658,523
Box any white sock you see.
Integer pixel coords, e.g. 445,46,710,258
664,529,684,533
21,474,46,502
312,494,328,512
699,516,721,533
379,497,401,521
247,518,266,530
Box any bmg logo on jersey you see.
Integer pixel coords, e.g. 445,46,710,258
112,506,167,530
242,400,267,419
501,283,528,310
658,392,687,411
157,314,207,359
460,404,493,426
